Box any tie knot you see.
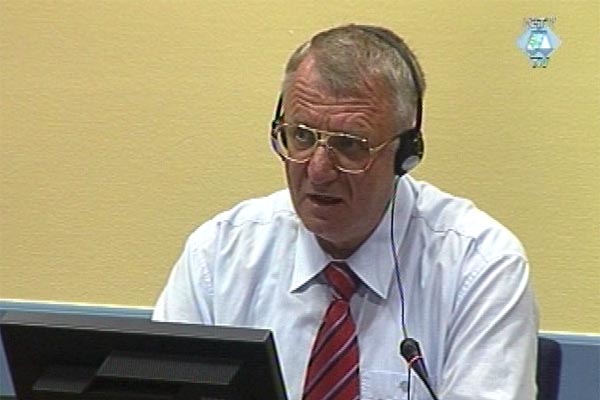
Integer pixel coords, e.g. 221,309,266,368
324,262,358,301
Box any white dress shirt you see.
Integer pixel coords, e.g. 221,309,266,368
153,175,538,400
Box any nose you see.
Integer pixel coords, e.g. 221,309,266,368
306,145,338,184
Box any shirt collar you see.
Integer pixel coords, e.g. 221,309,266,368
290,222,330,292
289,176,414,299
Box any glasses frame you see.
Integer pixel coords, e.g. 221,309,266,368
271,122,406,174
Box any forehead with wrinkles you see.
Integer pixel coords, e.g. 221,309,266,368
284,56,395,125
295,52,391,100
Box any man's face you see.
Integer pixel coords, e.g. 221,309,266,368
283,57,399,258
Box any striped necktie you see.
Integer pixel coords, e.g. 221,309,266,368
303,262,360,400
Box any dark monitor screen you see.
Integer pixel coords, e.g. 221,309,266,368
0,310,288,400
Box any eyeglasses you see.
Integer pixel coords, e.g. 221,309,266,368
271,122,403,174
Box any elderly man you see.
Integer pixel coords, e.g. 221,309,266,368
153,24,538,400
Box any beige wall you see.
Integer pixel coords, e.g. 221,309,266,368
1,1,598,334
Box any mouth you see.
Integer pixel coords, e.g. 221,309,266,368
307,193,343,206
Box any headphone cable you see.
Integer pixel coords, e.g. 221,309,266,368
390,177,409,340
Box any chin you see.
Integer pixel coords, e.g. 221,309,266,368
301,215,338,237
293,197,357,251
300,216,355,253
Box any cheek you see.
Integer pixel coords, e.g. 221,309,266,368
350,177,381,206
371,148,397,179
285,162,305,192
350,157,396,204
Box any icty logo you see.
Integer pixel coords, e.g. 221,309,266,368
517,17,561,68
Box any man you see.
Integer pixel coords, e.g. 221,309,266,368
153,24,538,400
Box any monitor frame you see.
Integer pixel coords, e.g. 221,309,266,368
0,310,288,400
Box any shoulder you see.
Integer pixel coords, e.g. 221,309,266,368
401,177,534,319
404,177,526,262
185,189,298,249
213,189,296,230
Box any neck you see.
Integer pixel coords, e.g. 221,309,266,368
317,237,360,260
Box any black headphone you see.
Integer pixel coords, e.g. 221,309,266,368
270,25,425,177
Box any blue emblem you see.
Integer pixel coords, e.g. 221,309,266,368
517,17,561,68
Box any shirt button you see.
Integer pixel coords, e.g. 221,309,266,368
399,380,409,392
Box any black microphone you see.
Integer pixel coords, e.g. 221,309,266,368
400,338,440,400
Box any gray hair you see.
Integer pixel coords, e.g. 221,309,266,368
282,24,426,131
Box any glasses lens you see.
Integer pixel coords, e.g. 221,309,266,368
274,124,372,172
328,134,370,171
277,125,316,161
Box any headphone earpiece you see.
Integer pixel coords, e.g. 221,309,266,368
394,129,424,176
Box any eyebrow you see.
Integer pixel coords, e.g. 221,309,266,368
282,111,372,140
292,123,370,141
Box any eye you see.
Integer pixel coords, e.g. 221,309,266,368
288,126,315,150
294,126,315,143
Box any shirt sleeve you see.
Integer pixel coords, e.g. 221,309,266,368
152,221,216,324
440,253,539,400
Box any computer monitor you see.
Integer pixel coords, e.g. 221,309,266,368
0,310,288,400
